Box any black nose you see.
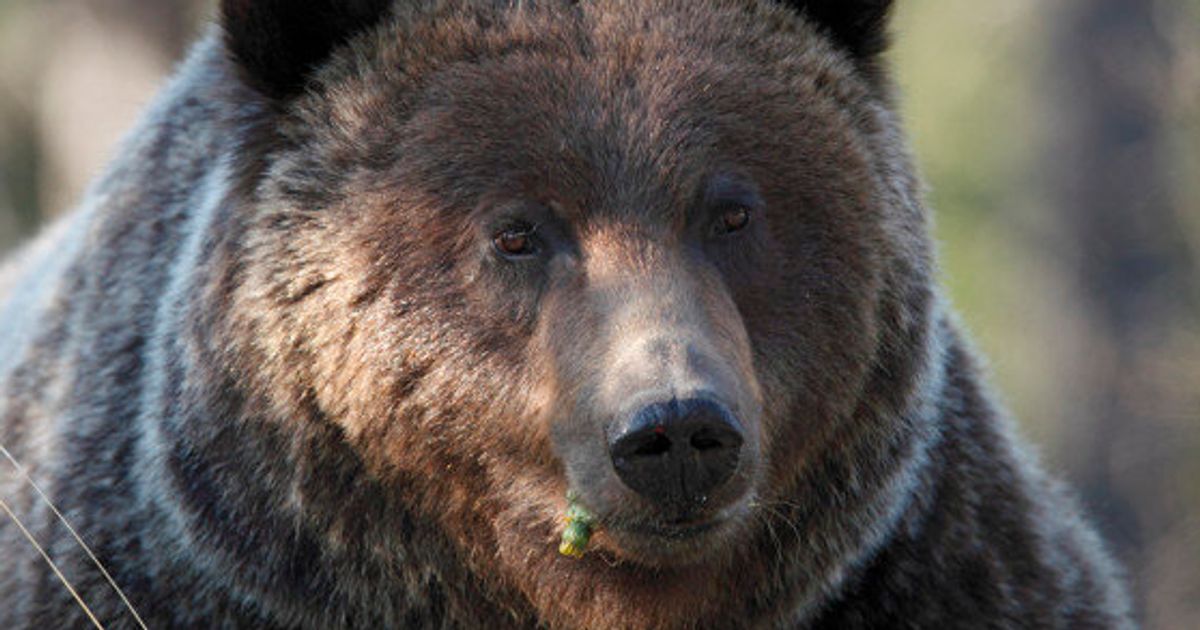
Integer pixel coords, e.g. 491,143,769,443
609,398,744,507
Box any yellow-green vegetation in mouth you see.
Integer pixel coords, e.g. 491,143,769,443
558,491,597,558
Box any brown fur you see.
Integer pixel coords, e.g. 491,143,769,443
0,1,1132,628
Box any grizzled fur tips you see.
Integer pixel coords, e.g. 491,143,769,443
0,1,1134,628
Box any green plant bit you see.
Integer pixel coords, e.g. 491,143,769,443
559,492,596,558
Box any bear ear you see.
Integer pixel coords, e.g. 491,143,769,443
220,0,394,99
778,0,895,59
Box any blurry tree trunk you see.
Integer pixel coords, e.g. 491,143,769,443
1049,0,1197,625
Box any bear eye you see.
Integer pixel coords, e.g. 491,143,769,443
715,205,751,235
493,223,538,258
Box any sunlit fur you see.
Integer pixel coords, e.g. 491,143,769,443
0,1,1132,628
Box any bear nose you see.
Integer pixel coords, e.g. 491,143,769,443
609,398,744,507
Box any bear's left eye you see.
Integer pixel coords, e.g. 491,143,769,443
493,223,539,258
714,205,751,235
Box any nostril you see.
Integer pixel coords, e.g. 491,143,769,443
631,432,672,457
690,430,722,451
689,423,743,452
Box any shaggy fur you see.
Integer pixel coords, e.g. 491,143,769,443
0,1,1132,628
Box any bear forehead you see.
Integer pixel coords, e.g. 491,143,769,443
344,0,870,135
289,1,876,222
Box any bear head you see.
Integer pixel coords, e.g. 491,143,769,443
192,0,937,627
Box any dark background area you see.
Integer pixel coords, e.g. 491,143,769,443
0,1,1196,627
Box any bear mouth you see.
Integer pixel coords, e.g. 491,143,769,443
614,517,723,540
591,504,752,566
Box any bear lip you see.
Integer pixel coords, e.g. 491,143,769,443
592,513,747,567
614,517,723,540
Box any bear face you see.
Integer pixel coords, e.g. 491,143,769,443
196,1,935,626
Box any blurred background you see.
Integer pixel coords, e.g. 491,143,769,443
0,0,1196,626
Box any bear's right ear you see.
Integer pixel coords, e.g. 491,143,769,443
221,0,394,99
778,0,895,60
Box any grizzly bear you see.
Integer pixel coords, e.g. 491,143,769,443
0,0,1133,628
